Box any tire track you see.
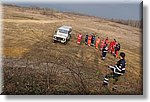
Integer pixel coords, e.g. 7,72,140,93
3,19,73,24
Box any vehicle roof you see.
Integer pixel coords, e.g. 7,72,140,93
58,26,72,31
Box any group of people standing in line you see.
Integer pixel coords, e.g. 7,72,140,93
77,33,121,60
77,33,126,90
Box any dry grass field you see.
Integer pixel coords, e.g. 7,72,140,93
1,5,142,95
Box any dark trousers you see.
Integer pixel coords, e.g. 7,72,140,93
102,52,107,57
91,39,94,44
105,73,121,83
85,38,88,43
103,68,121,85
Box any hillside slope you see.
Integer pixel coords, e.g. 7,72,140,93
2,5,142,95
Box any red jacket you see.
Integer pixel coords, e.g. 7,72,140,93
109,41,113,48
105,39,109,45
112,41,117,48
88,35,92,40
78,34,82,39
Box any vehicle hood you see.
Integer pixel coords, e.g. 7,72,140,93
54,33,67,38
56,32,68,38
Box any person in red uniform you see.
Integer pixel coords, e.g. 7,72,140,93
111,39,117,54
95,37,100,49
88,34,92,46
100,38,105,50
77,33,82,44
108,40,113,53
105,37,109,45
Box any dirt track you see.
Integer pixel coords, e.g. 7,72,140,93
3,19,73,24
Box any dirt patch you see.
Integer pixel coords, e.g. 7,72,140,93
3,47,29,58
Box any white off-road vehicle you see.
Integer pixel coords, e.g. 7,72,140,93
53,26,72,43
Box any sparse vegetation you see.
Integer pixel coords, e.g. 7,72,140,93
109,18,142,28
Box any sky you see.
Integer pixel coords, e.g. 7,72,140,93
1,0,142,20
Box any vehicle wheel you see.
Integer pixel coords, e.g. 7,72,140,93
64,41,67,45
53,40,56,43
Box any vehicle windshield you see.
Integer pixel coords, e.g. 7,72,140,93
59,29,68,34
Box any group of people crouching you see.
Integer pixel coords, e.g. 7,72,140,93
77,33,126,90
77,33,121,60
